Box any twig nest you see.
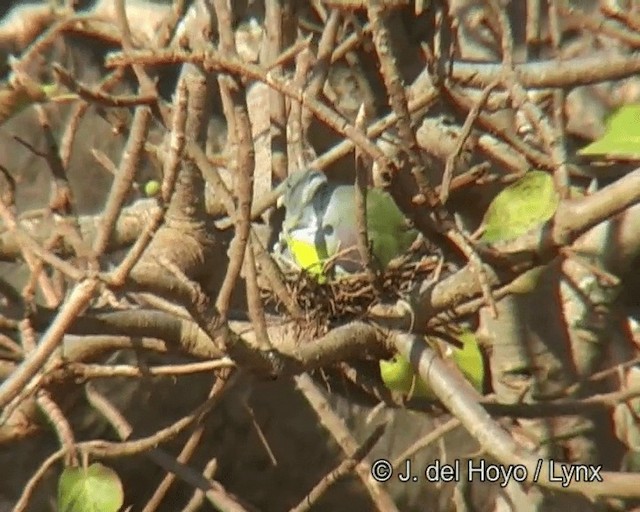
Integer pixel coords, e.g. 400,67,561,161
261,255,443,330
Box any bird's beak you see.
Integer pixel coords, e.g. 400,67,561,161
276,195,285,209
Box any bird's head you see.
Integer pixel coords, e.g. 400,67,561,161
279,169,328,232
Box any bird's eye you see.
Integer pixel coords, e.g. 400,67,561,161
323,224,334,236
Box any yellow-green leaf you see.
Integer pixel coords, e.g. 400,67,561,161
0,81,62,125
508,265,546,295
481,170,559,243
579,104,640,158
379,330,485,399
144,180,160,197
449,329,485,393
379,354,434,399
58,463,124,512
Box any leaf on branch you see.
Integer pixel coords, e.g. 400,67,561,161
0,79,72,125
57,463,124,512
144,180,160,197
480,170,559,243
379,352,435,399
379,329,485,399
579,104,640,159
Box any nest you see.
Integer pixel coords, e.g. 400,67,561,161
259,250,460,409
261,253,443,330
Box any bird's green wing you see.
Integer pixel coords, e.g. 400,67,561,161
365,189,418,268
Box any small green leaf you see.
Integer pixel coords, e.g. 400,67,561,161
379,330,485,399
481,170,559,243
379,354,434,399
579,104,640,158
144,180,160,197
58,463,124,512
449,329,485,394
508,265,546,295
0,81,63,125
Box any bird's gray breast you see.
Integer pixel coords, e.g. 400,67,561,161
317,185,362,272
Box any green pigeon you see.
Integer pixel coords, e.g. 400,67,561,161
276,169,419,277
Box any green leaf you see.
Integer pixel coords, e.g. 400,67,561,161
508,265,546,295
0,81,63,125
449,329,485,393
579,104,640,158
144,180,160,197
379,330,485,399
58,463,124,512
379,354,434,399
481,170,559,243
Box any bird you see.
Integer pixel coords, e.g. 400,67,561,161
275,169,419,278
274,170,485,401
